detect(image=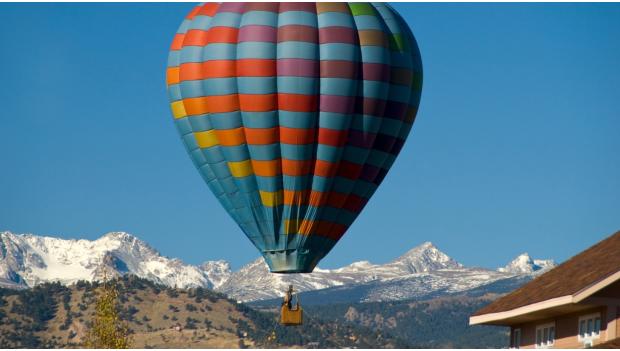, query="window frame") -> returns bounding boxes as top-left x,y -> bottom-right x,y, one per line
578,313 -> 602,342
512,328 -> 521,349
535,322 -> 556,349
